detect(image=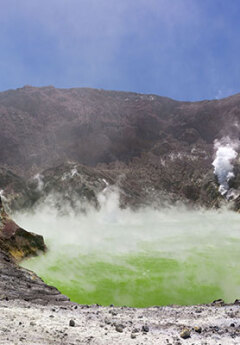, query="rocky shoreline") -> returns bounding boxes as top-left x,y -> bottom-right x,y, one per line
0,197 -> 69,305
